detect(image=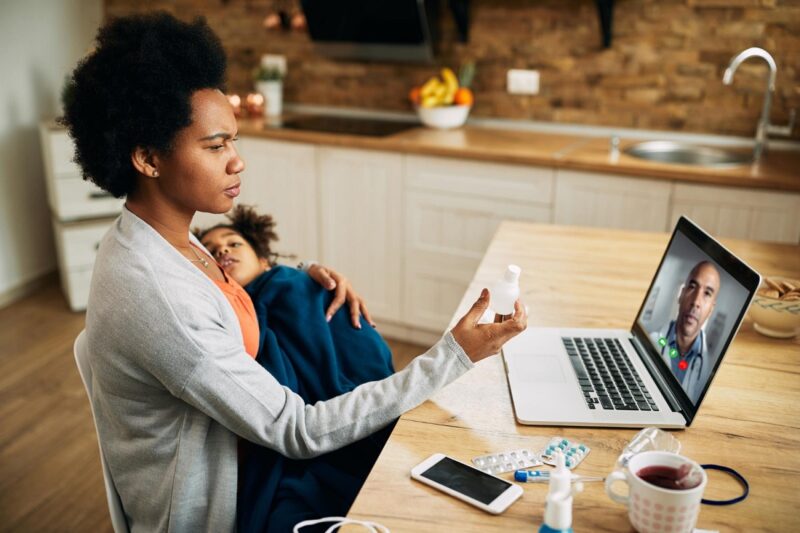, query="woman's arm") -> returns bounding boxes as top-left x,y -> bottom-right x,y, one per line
177,288 -> 525,459
180,331 -> 470,459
